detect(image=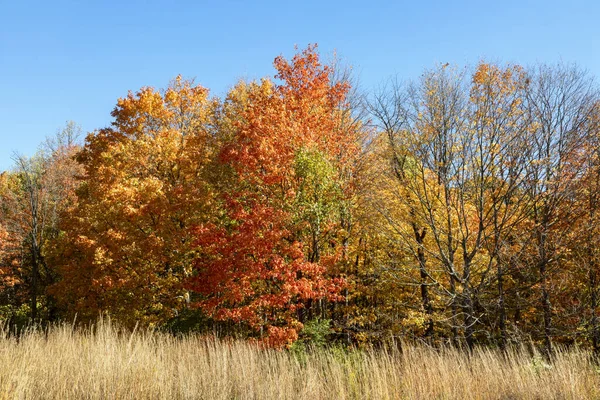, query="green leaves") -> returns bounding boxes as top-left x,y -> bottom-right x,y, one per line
294,148 -> 341,232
